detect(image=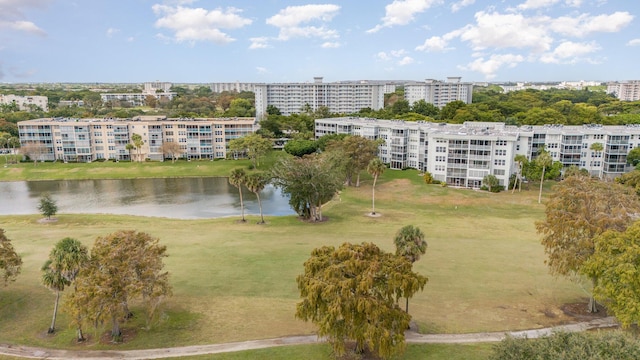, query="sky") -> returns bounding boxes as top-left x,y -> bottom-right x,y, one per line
0,0 -> 639,84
